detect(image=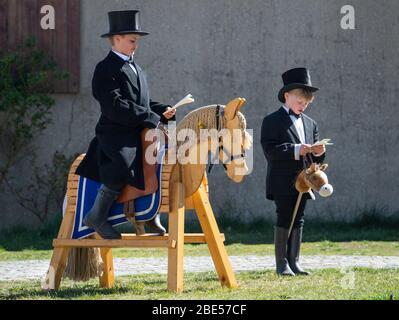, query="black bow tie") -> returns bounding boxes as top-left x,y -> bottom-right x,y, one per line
289,109 -> 302,119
